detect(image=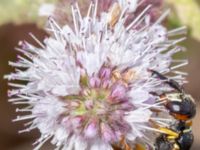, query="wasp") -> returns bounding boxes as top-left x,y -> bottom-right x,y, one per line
149,70 -> 196,150
155,121 -> 194,150
149,69 -> 196,121
112,70 -> 196,150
